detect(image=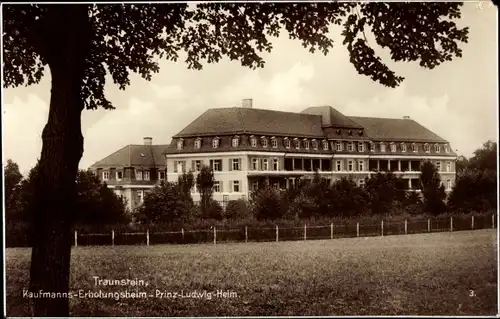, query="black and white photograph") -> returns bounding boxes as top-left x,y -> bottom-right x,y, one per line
2,1 -> 498,317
